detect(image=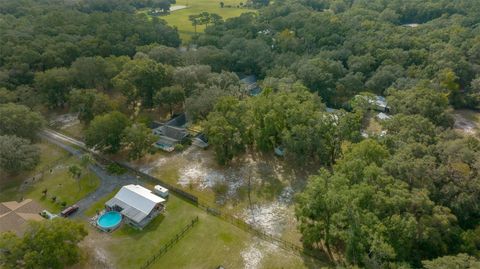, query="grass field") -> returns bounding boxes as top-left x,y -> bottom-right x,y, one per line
143,0 -> 254,41
0,140 -> 100,213
102,195 -> 325,269
24,159 -> 100,212
0,141 -> 69,202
